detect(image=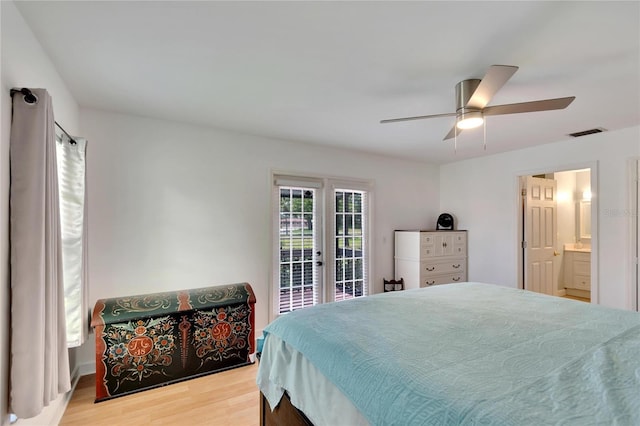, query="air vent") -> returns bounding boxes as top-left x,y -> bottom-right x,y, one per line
568,127 -> 607,137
